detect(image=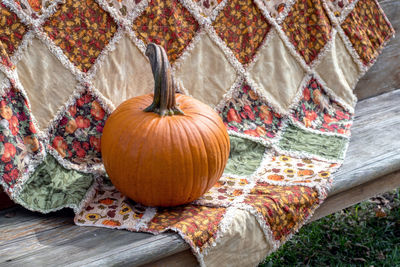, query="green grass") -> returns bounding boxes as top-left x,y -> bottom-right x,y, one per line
260,189 -> 400,266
